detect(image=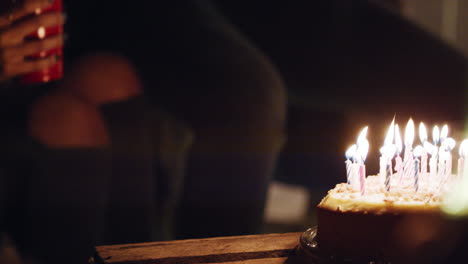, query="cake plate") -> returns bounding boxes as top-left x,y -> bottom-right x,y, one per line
298,227 -> 391,264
